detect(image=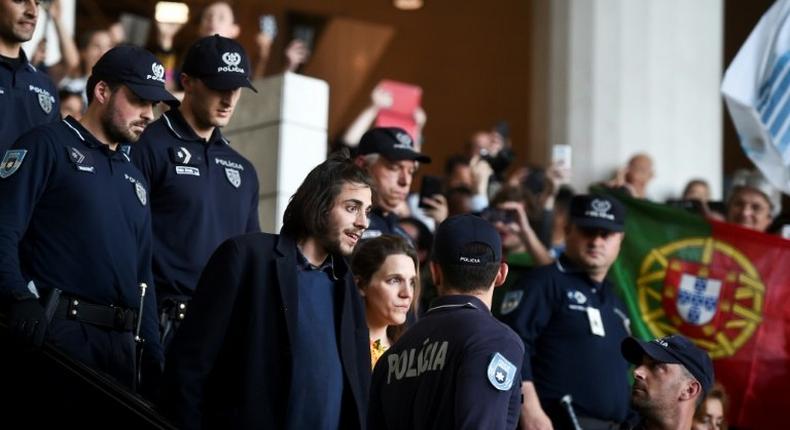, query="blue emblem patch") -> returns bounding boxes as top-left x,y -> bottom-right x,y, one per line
500,290 -> 523,315
0,149 -> 27,178
487,352 -> 517,391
